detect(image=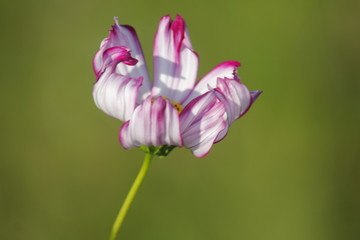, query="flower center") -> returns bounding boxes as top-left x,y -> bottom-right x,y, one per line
152,96 -> 183,114
170,100 -> 183,114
